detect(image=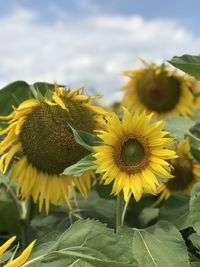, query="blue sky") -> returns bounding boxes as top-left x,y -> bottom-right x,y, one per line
0,0 -> 200,103
1,0 -> 199,29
